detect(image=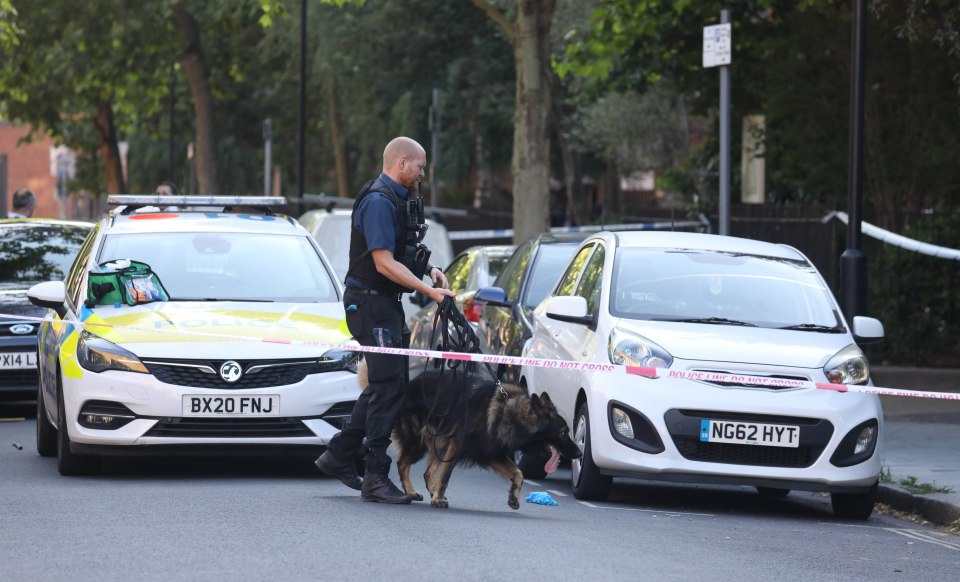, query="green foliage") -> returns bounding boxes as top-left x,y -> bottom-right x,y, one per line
898,475 -> 954,495
862,209 -> 960,367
